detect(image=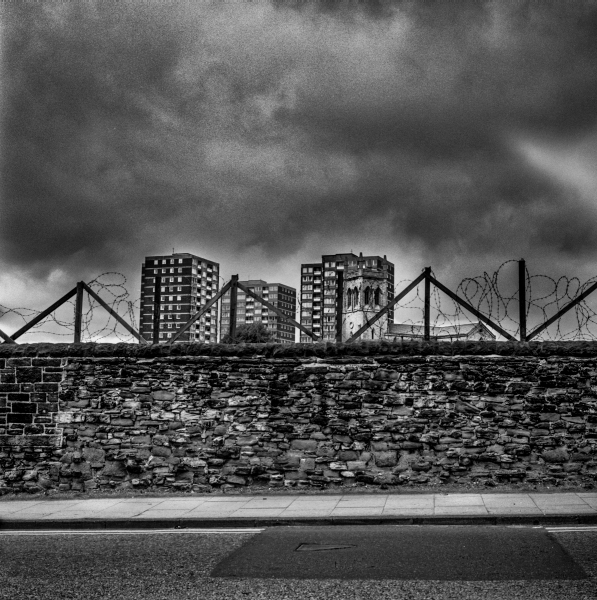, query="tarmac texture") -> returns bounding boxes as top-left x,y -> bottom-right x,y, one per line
1,526 -> 596,600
